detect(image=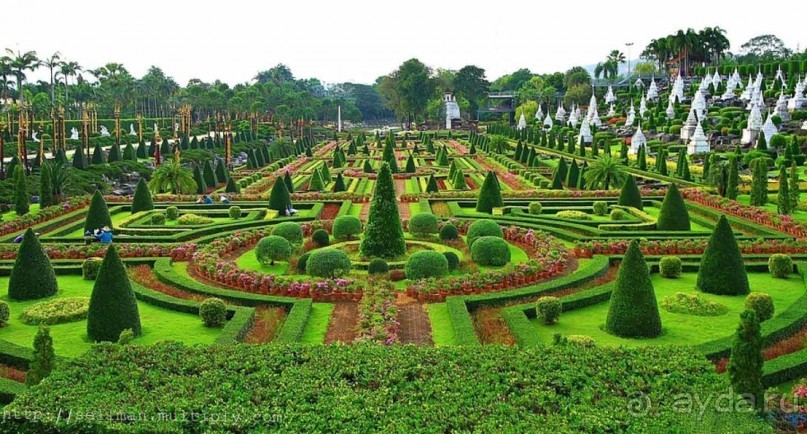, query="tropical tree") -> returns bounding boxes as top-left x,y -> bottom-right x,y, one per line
148,159 -> 196,195
5,48 -> 40,104
584,155 -> 626,190
42,51 -> 61,103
